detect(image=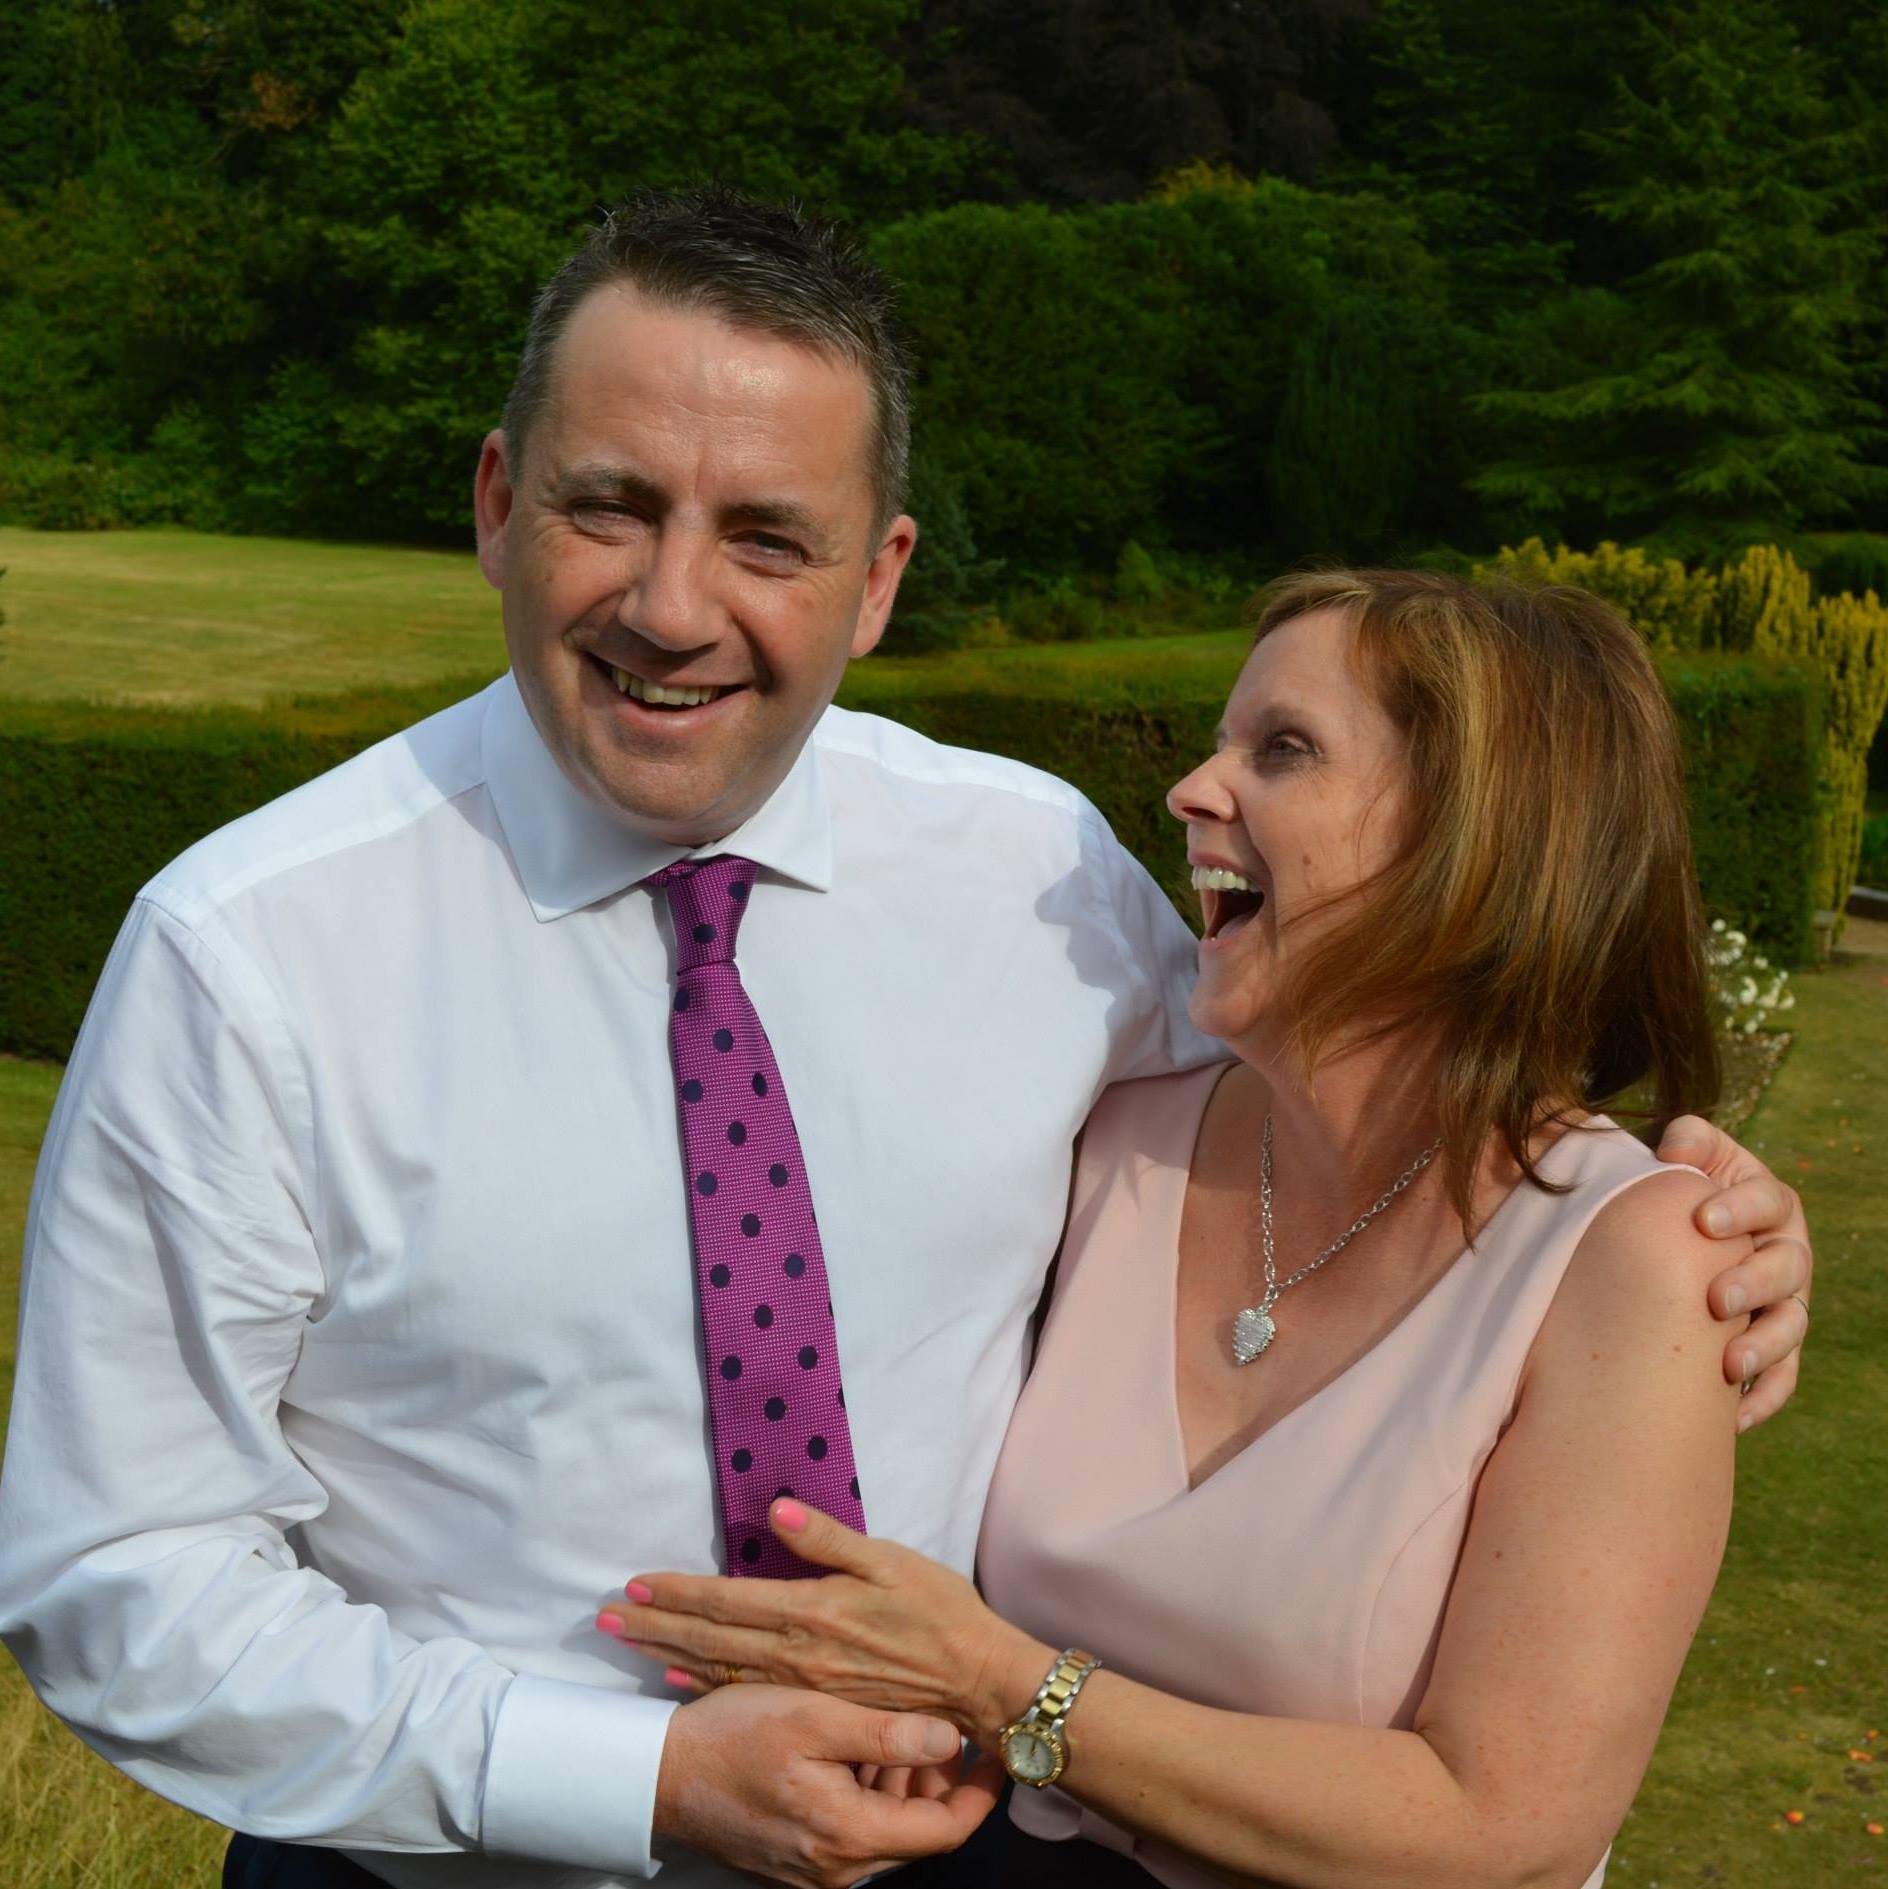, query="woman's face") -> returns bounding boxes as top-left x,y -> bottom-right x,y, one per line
1167,606 -> 1410,1051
